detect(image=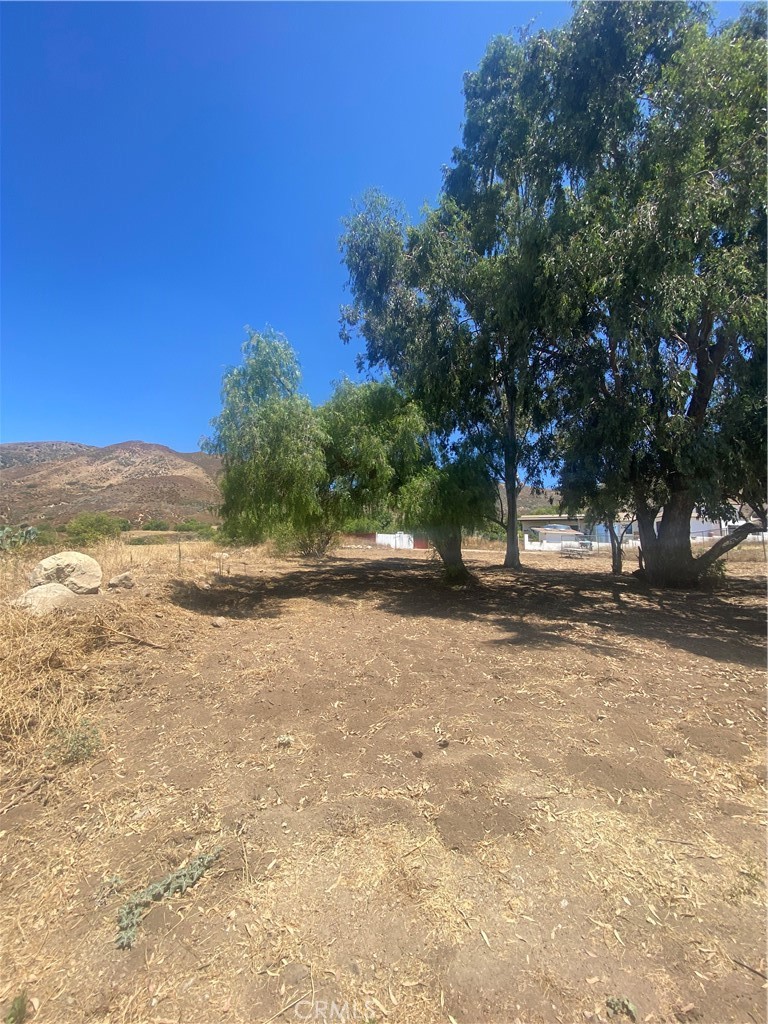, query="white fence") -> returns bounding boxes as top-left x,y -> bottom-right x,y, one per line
375,532 -> 414,550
